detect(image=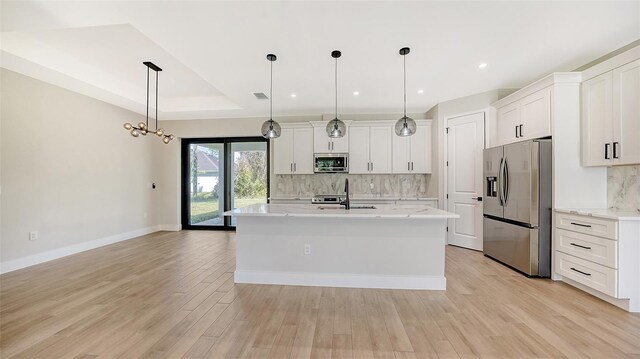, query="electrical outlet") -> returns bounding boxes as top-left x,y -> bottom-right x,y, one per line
304,244 -> 311,255
29,231 -> 38,241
